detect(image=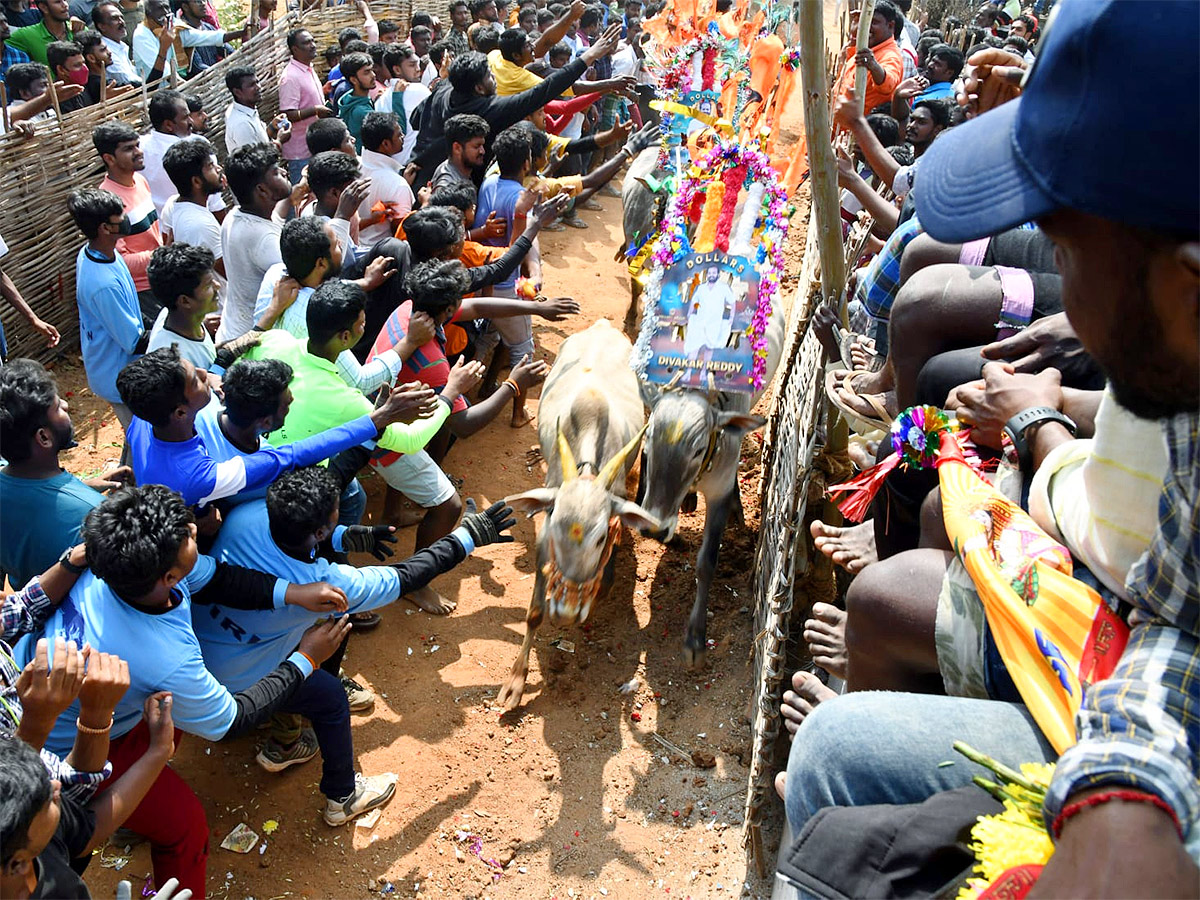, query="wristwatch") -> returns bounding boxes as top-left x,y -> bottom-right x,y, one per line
1003,405 -> 1077,472
57,546 -> 87,575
